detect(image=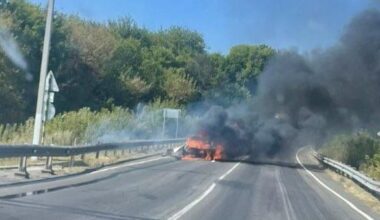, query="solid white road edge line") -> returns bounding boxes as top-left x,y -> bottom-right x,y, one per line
168,162 -> 241,220
296,147 -> 373,220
